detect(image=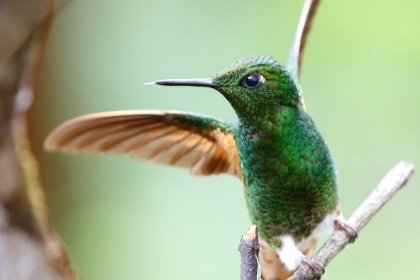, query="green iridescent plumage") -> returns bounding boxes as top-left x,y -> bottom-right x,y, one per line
154,55 -> 339,246
212,55 -> 338,245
